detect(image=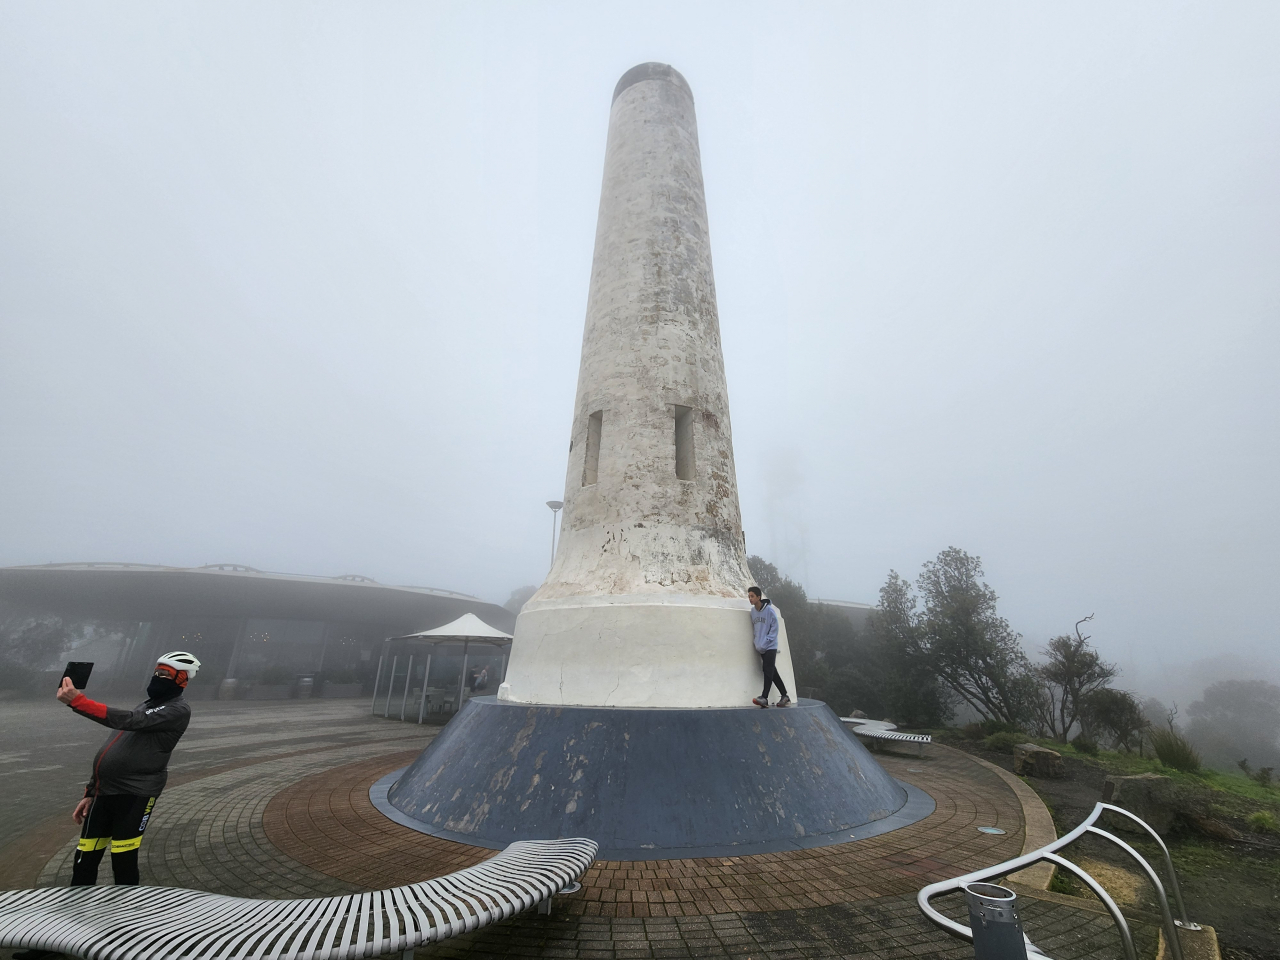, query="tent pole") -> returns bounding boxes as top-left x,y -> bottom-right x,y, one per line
417,650 -> 432,724
371,653 -> 384,715
400,655 -> 413,721
457,641 -> 469,714
384,655 -> 397,717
